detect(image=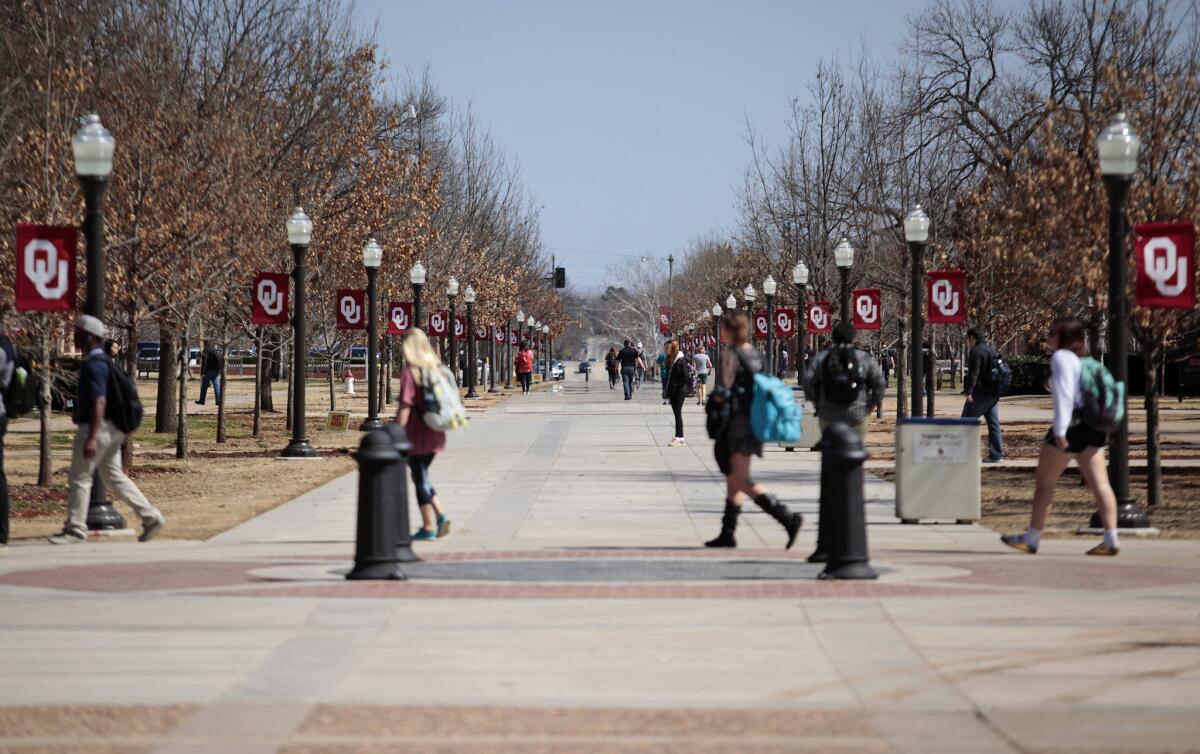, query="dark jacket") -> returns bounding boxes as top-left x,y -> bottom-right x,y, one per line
665,355 -> 689,399
202,348 -> 222,376
964,340 -> 994,397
